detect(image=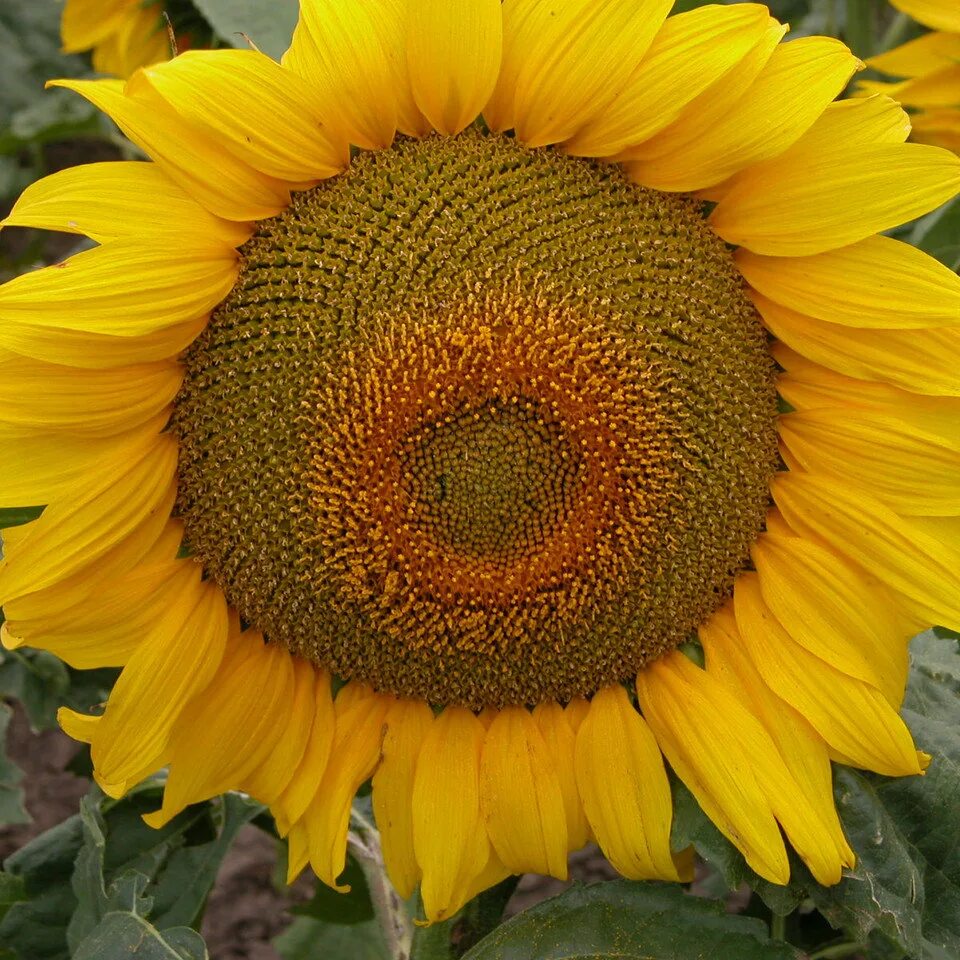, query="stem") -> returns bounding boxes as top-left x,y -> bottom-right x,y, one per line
879,12 -> 912,54
809,942 -> 869,960
349,808 -> 414,960
770,911 -> 787,941
845,0 -> 876,59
